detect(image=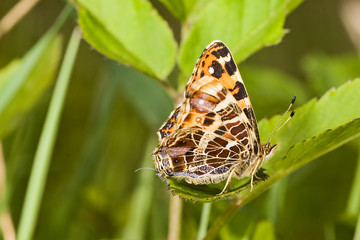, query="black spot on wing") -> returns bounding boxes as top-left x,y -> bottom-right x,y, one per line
233,82 -> 248,100
203,118 -> 214,126
211,47 -> 229,59
225,58 -> 237,76
214,125 -> 226,136
200,71 -> 204,77
253,140 -> 259,155
211,60 -> 224,79
214,41 -> 226,48
205,112 -> 215,117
